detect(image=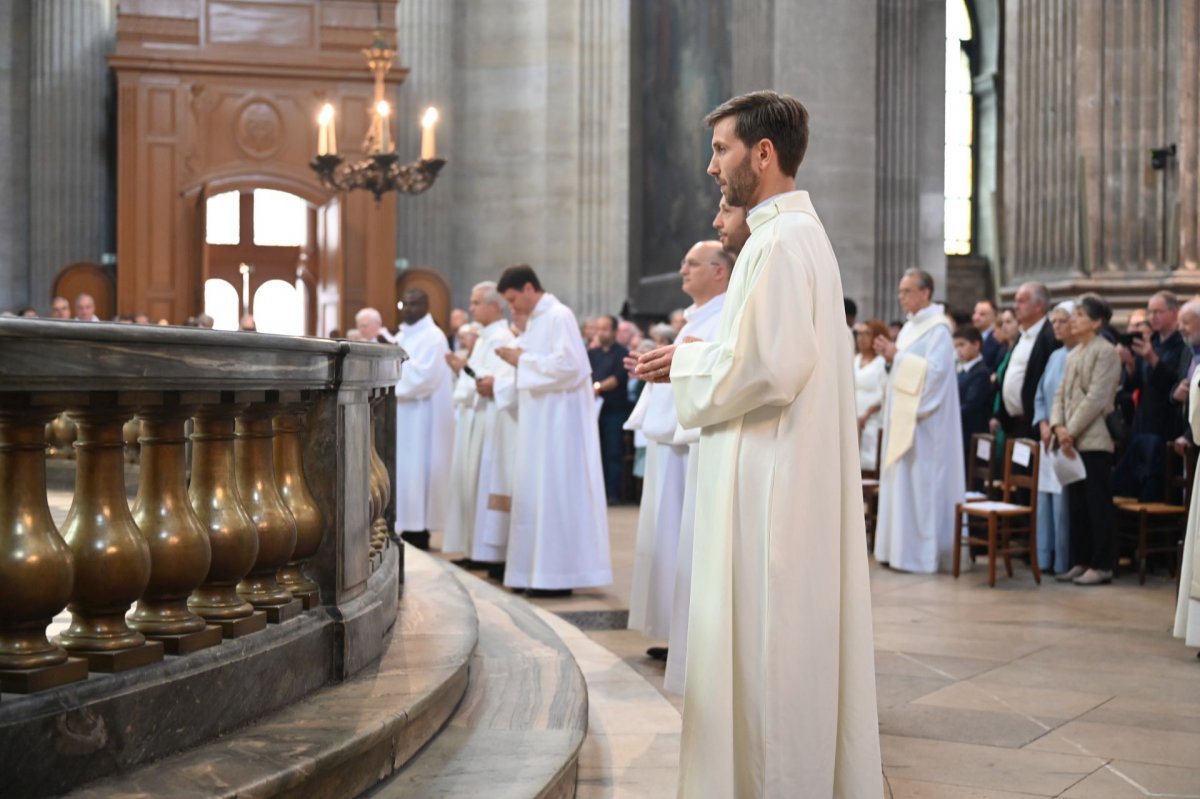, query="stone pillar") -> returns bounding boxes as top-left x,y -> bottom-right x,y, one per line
871,0 -> 945,316
450,0 -> 630,316
1177,0 -> 1200,272
0,0 -> 31,310
29,0 -> 116,311
394,0 -> 454,293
